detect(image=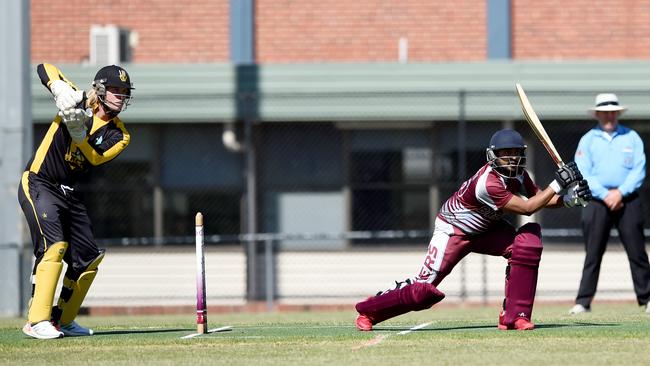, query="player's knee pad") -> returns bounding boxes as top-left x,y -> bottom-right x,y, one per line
511,224 -> 543,267
28,242 -> 68,324
54,250 -> 104,325
356,282 -> 445,325
518,222 -> 542,238
401,282 -> 446,311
